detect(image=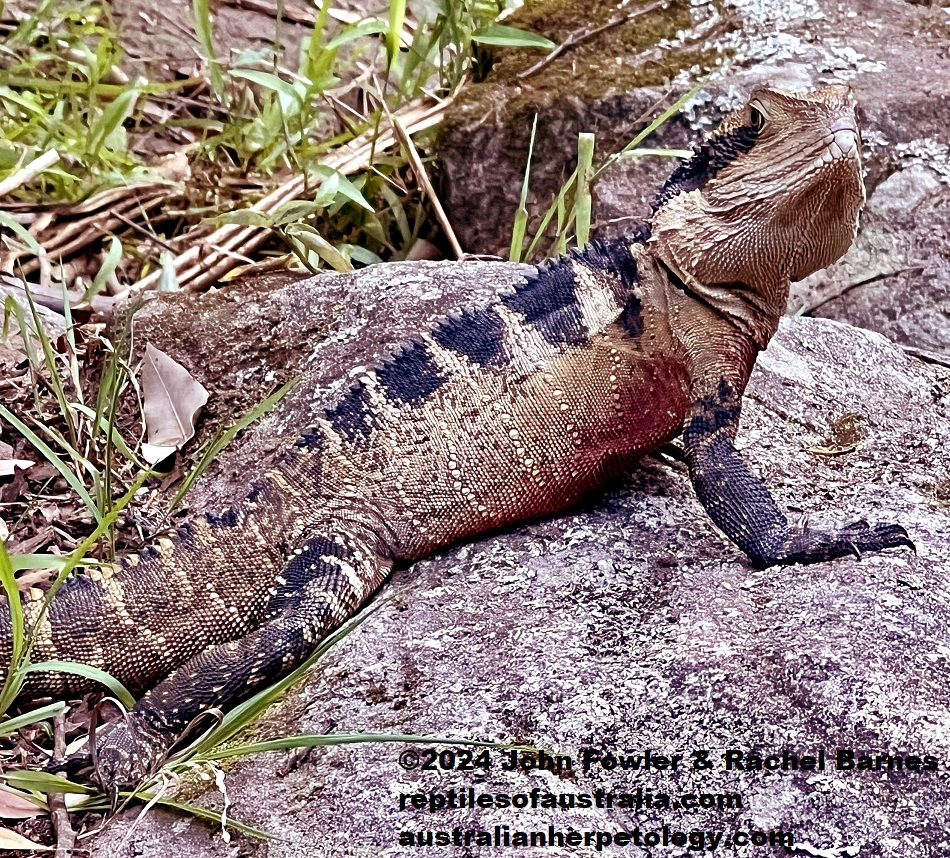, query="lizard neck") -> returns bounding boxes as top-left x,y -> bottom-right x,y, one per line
655,253 -> 787,351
